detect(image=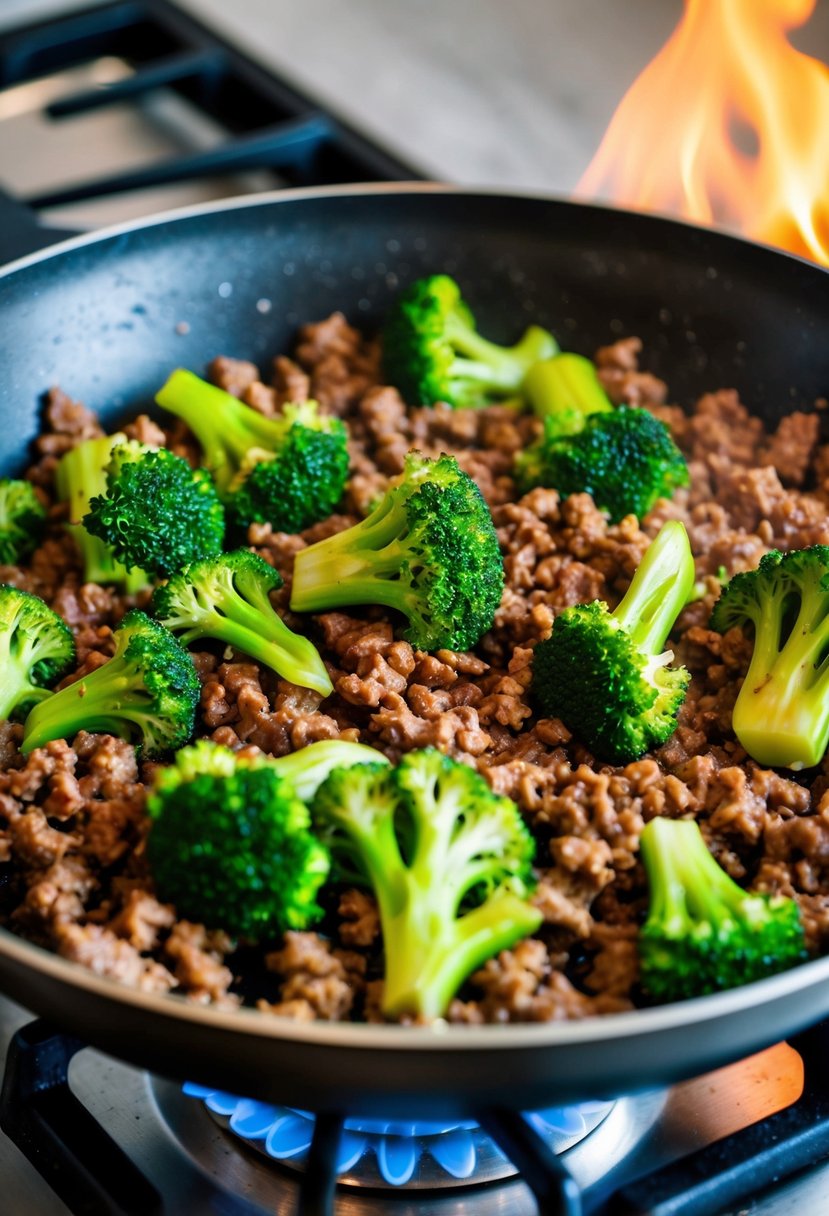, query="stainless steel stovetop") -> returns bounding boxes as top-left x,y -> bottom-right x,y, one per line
0,991 -> 825,1216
